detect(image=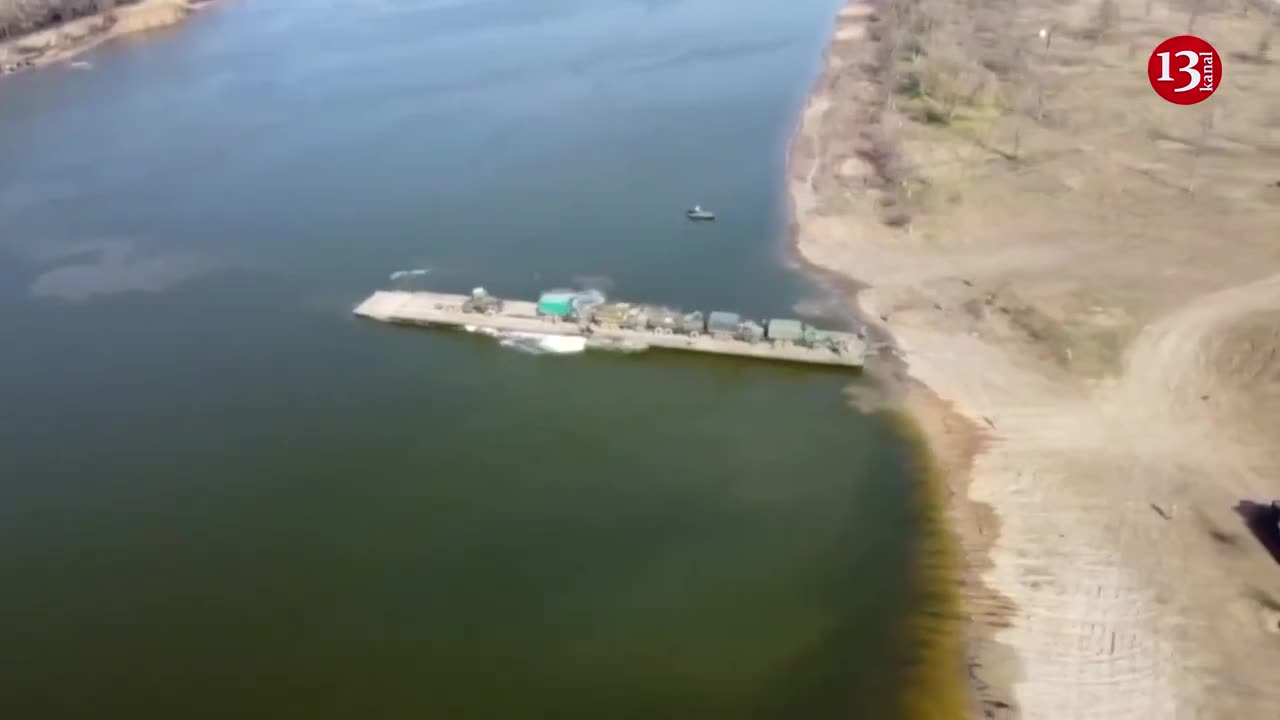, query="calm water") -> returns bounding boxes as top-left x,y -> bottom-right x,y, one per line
0,1 -> 928,716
